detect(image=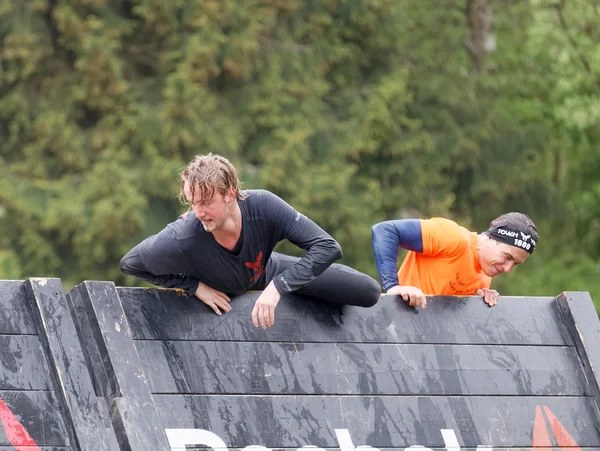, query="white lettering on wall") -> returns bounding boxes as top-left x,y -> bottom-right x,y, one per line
165,428 -> 493,451
165,428 -> 229,451
441,429 -> 493,451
